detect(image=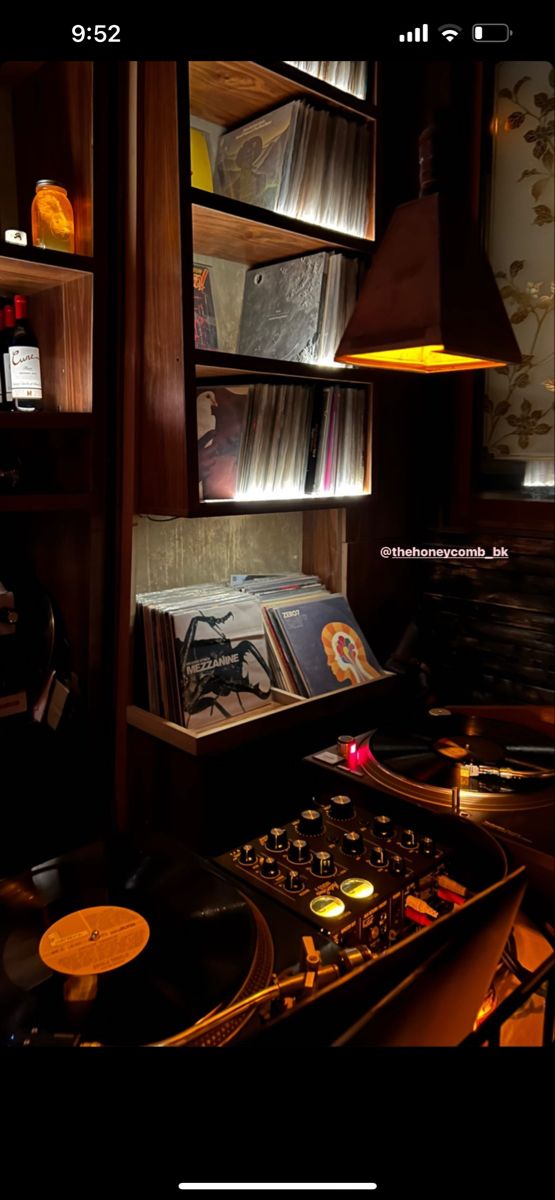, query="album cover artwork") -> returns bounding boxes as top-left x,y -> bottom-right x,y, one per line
172,600 -> 272,729
197,386 -> 249,500
275,593 -> 387,696
193,262 -> 218,349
